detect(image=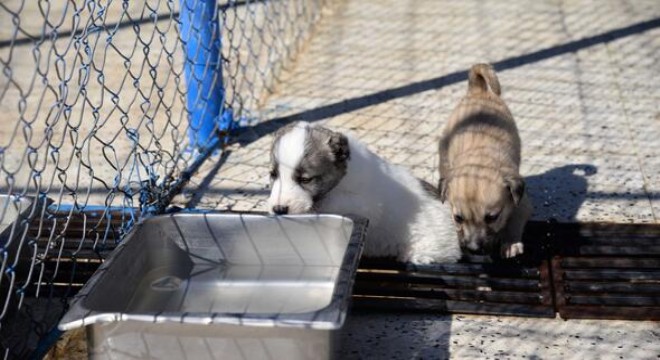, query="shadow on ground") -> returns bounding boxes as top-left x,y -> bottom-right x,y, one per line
336,312 -> 452,359
234,18 -> 660,146
526,164 -> 597,222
